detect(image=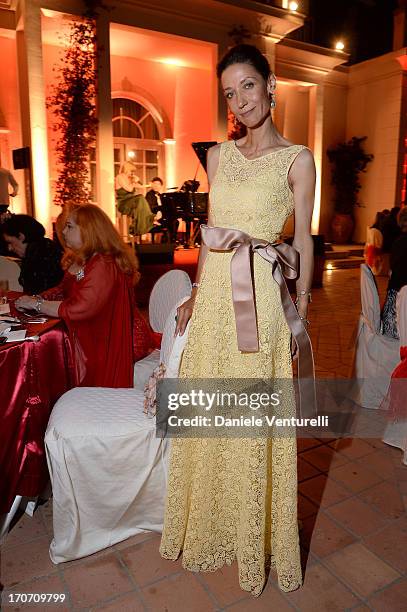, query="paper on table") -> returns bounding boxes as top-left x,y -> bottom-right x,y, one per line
0,322 -> 11,335
0,304 -> 11,315
6,330 -> 26,342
